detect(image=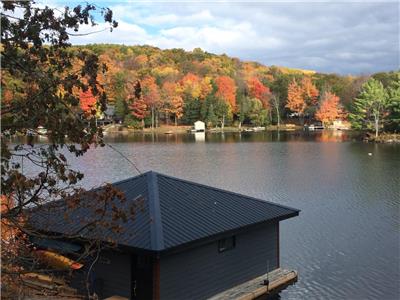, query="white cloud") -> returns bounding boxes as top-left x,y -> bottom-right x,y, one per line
65,1 -> 399,74
69,21 -> 150,45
